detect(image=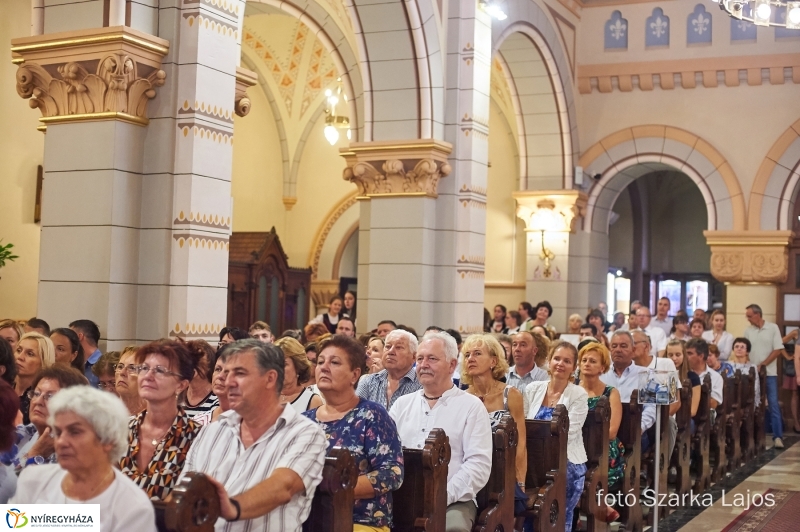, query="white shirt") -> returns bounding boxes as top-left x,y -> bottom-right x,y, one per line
601,363 -> 656,432
643,325 -> 668,356
744,321 -> 784,376
390,385 -> 492,506
523,381 -> 588,464
698,365 -> 724,405
702,330 -> 735,361
180,405 -> 327,532
11,465 -> 156,532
